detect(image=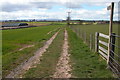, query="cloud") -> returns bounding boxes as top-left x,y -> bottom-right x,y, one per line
63,2 -> 82,9
0,0 -> 119,20
1,0 -> 119,12
1,2 -> 56,12
1,9 -> 66,20
1,1 -> 83,12
31,2 -> 58,9
0,1 -> 106,11
1,2 -> 32,12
